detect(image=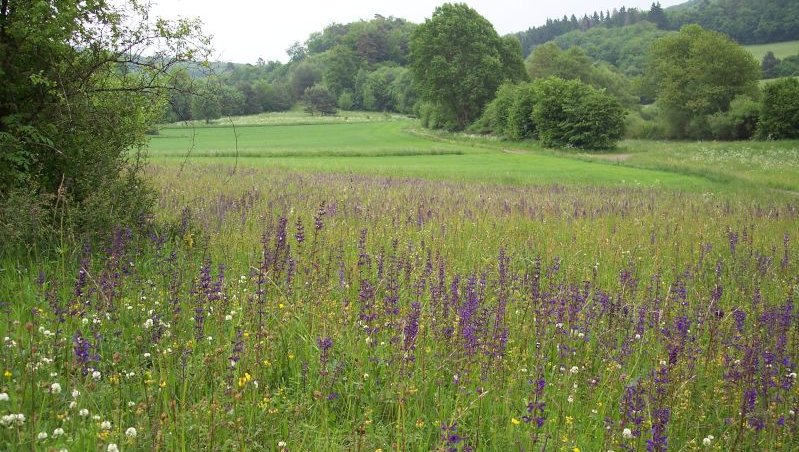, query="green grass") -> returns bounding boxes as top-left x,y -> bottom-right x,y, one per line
149,116 -> 721,191
744,40 -> 799,60
615,139 -> 799,192
148,113 -> 799,195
